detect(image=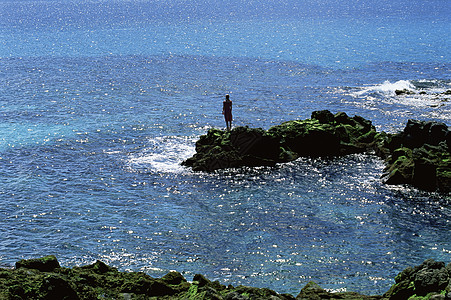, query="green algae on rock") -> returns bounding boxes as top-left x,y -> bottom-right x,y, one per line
0,256 -> 293,299
383,259 -> 451,300
296,281 -> 382,300
2,256 -> 451,299
182,110 -> 378,172
183,110 -> 450,193
378,119 -> 451,193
